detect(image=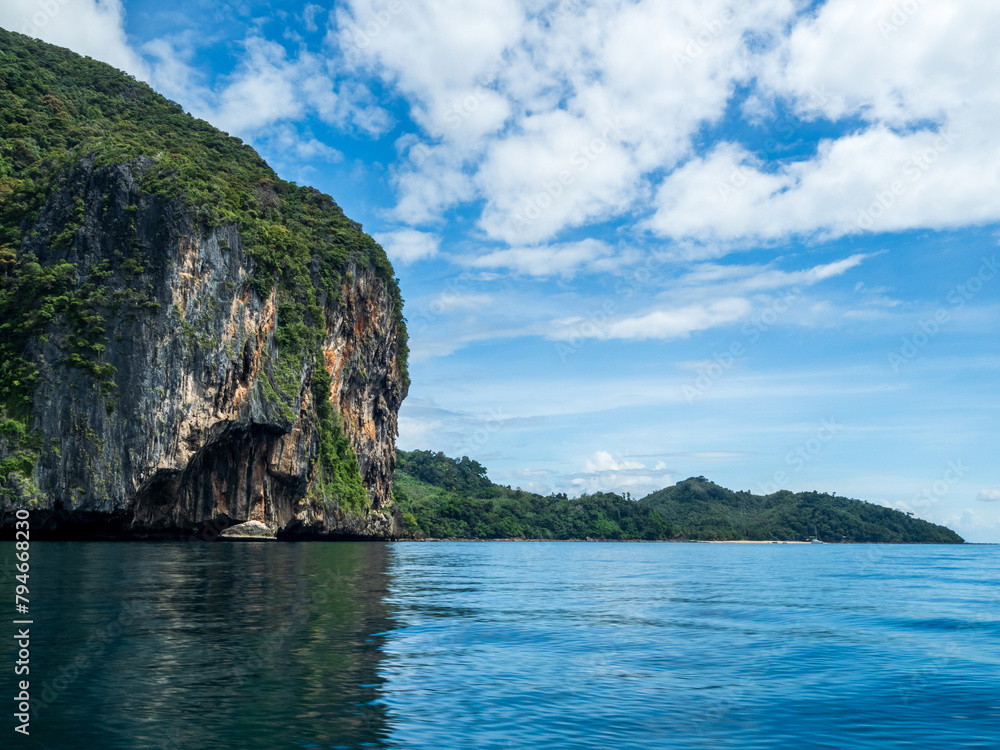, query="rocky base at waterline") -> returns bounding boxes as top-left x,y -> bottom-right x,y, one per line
220,520 -> 276,540
0,505 -> 413,541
